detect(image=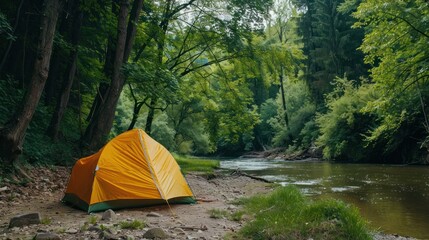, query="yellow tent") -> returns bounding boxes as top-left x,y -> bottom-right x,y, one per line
62,129 -> 194,212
